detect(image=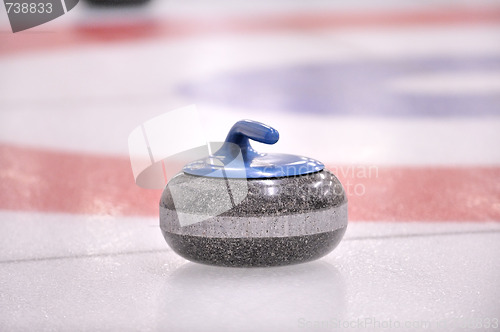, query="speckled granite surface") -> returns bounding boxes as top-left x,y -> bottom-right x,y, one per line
160,204 -> 347,237
160,170 -> 348,266
161,170 -> 346,216
162,228 -> 346,267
